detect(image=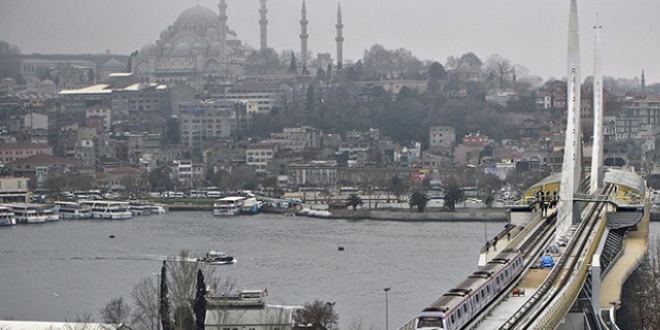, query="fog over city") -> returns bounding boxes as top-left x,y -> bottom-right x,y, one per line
1,0 -> 658,81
